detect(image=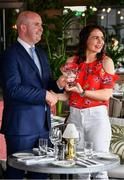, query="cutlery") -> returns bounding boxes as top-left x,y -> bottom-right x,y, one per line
75,157 -> 103,166
75,160 -> 91,167
85,159 -> 98,164
75,157 -> 92,166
